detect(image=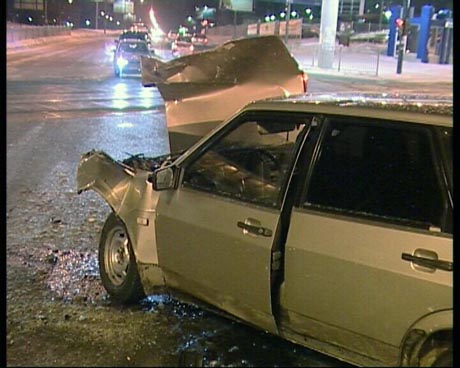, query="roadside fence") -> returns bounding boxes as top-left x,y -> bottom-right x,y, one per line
289,42 -> 385,76
7,22 -> 71,44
